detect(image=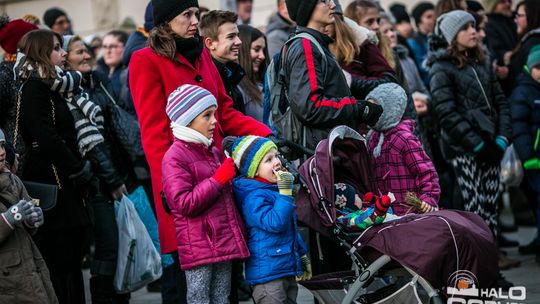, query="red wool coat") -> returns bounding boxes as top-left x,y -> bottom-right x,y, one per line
129,46 -> 272,254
